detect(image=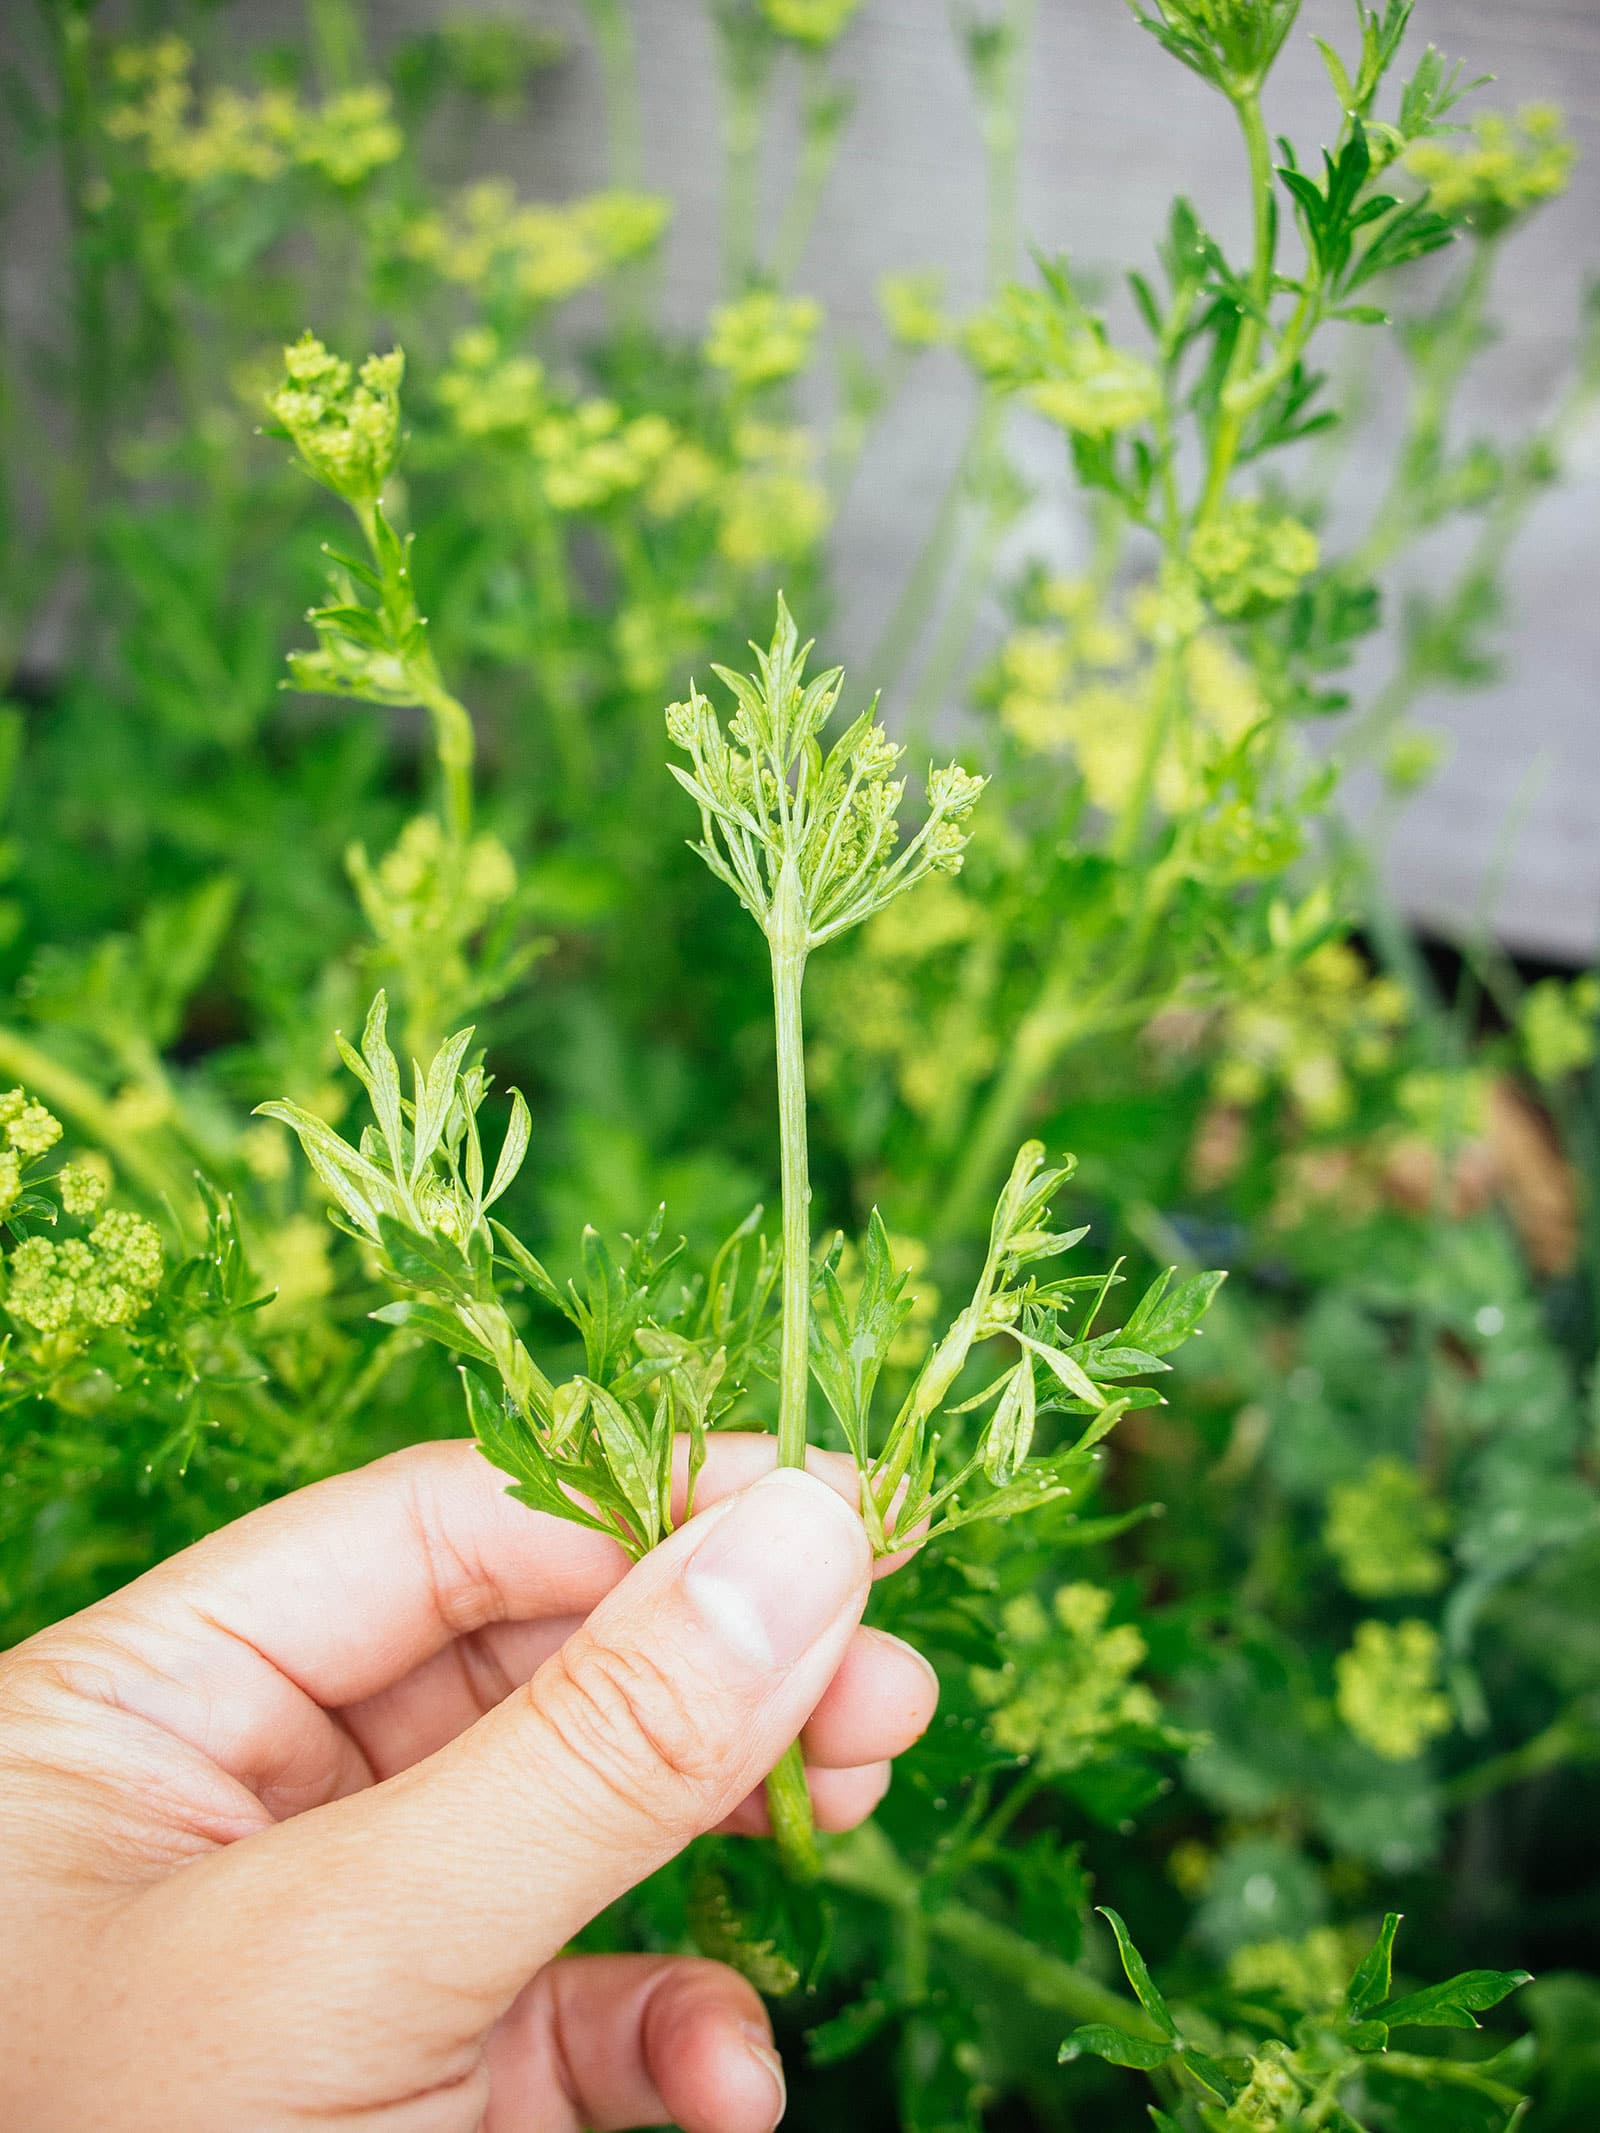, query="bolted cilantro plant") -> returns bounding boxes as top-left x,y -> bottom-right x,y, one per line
663,595 -> 986,1481
266,586 -> 1224,1882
